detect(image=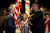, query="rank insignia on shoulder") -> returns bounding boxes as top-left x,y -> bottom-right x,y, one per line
37,10 -> 40,11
